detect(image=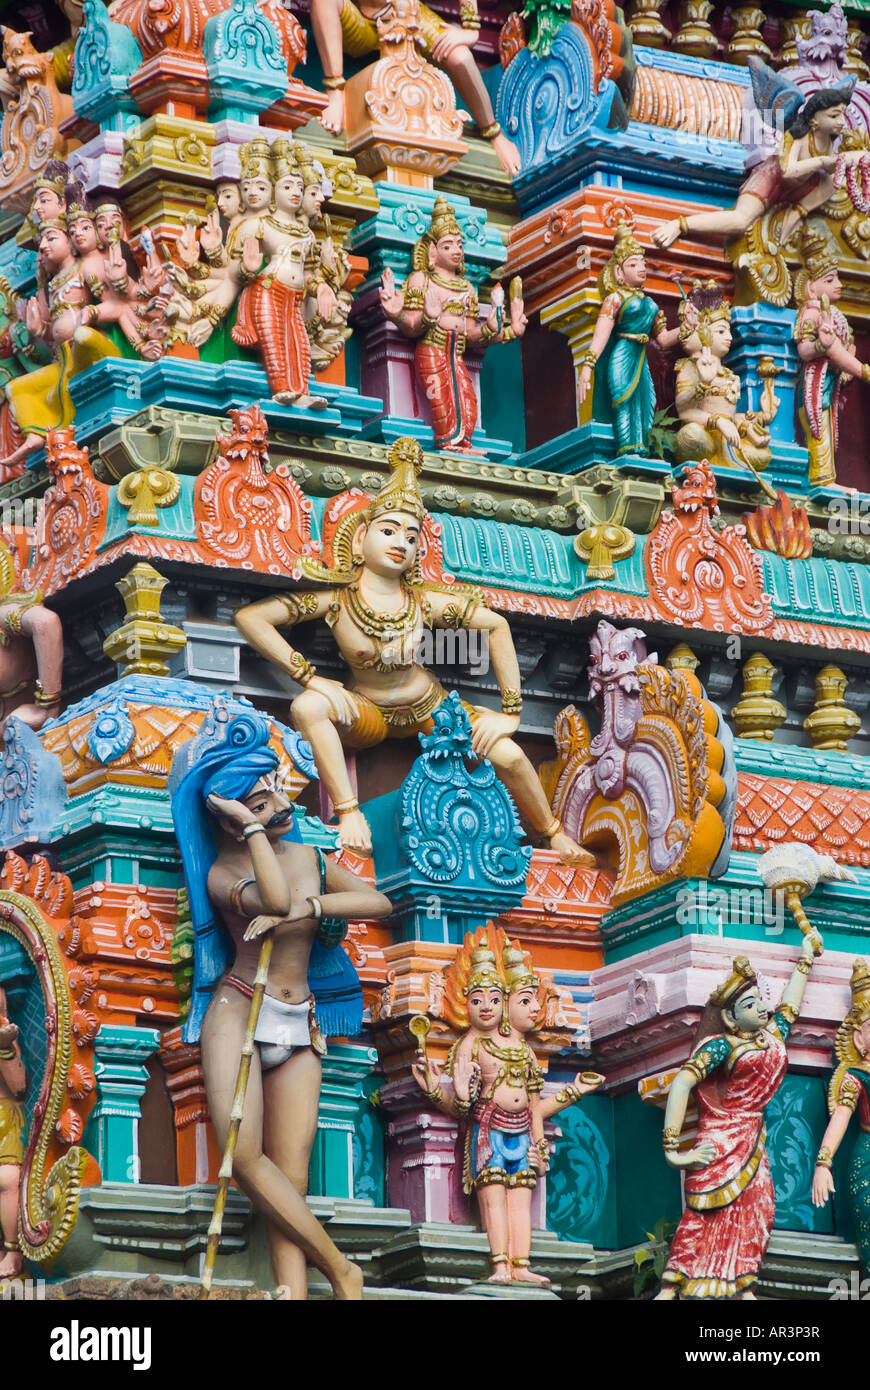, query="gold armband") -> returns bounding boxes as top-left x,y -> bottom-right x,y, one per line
276,592 -> 320,625
816,1146 -> 834,1170
862,363 -> 870,383
777,1002 -> 799,1024
795,956 -> 812,977
653,310 -> 667,336
501,687 -> 523,716
229,877 -> 255,915
662,1125 -> 681,1153
402,287 -> 424,311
